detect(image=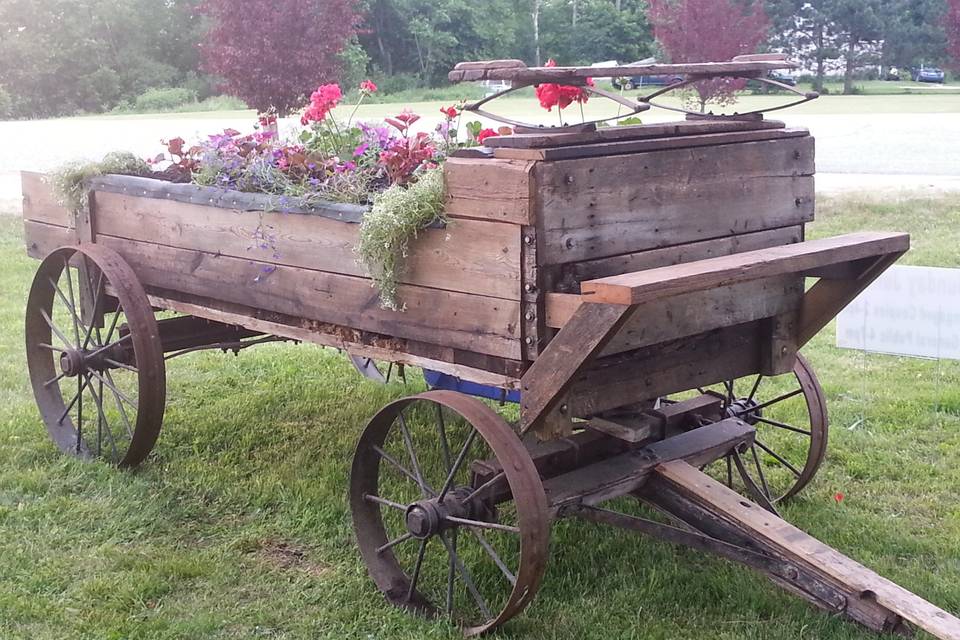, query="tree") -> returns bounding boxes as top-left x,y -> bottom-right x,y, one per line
200,0 -> 360,115
821,0 -> 884,94
647,0 -> 770,111
880,0 -> 947,74
948,0 -> 960,69
541,0 -> 654,66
